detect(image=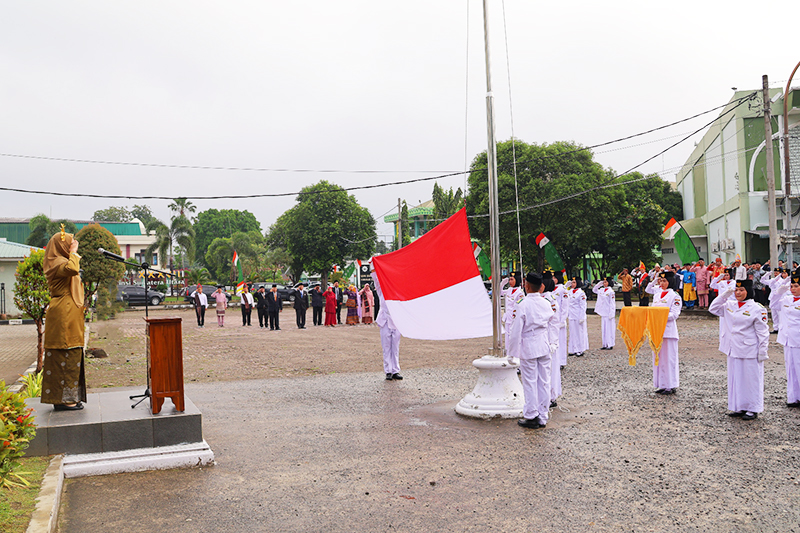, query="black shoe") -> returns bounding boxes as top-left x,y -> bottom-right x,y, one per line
54,402 -> 84,411
386,373 -> 393,380
560,365 -> 565,370
549,400 -> 557,408
391,373 -> 403,380
517,418 -> 543,429
727,411 -> 745,417
771,330 -> 779,334
568,353 -> 575,357
741,412 -> 758,420
787,401 -> 800,408
661,388 -> 676,395
655,388 -> 666,394
575,352 -> 584,357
